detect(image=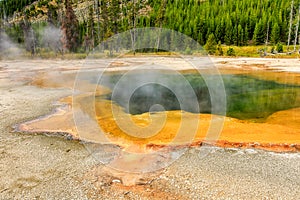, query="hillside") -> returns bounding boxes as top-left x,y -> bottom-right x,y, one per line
0,0 -> 299,55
